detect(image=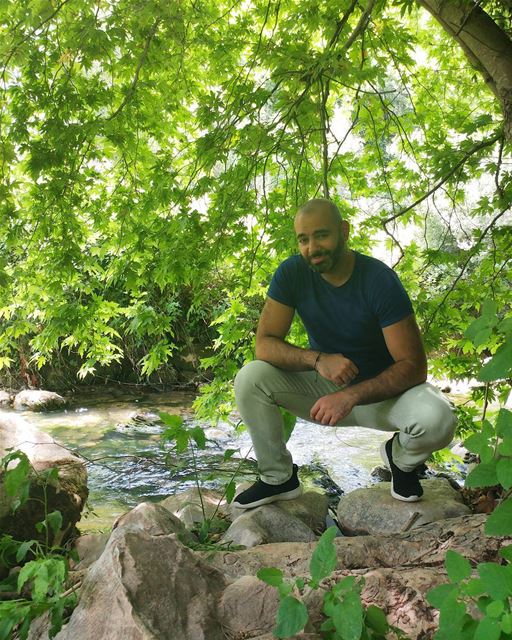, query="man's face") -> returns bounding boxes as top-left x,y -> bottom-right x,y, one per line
294,207 -> 346,274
